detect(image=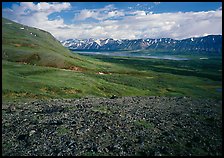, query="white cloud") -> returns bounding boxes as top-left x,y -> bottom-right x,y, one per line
3,2 -> 71,39
74,4 -> 124,21
8,2 -> 71,17
154,2 -> 161,5
131,10 -> 147,16
75,9 -> 98,20
2,2 -> 222,40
